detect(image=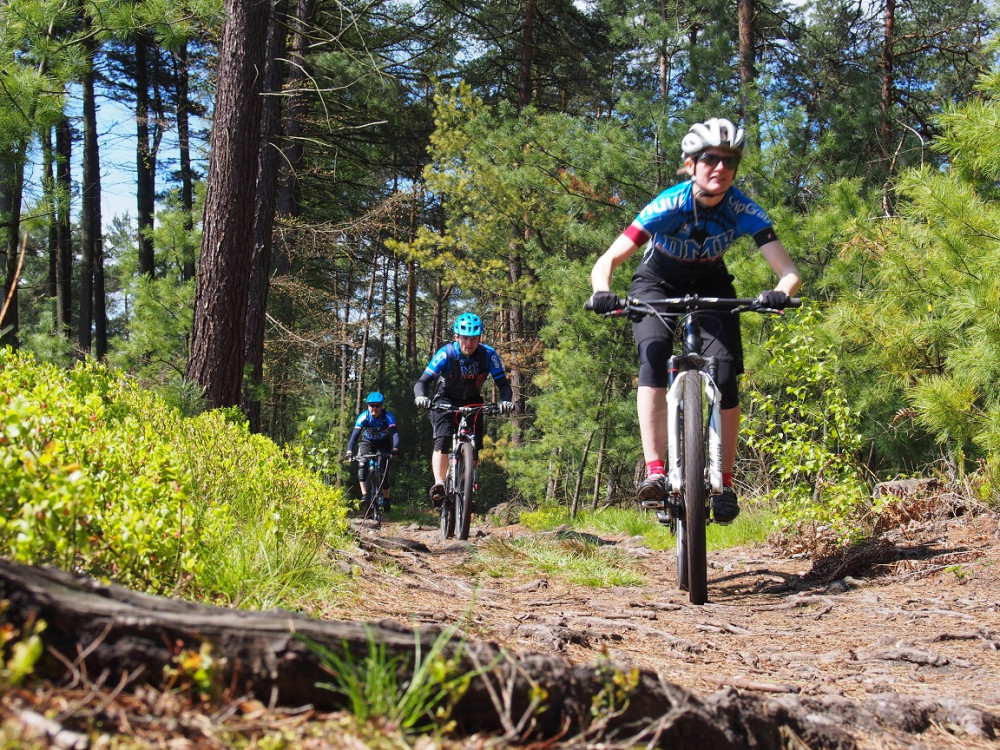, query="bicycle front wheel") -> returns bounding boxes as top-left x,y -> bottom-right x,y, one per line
681,370 -> 708,605
456,442 -> 476,540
